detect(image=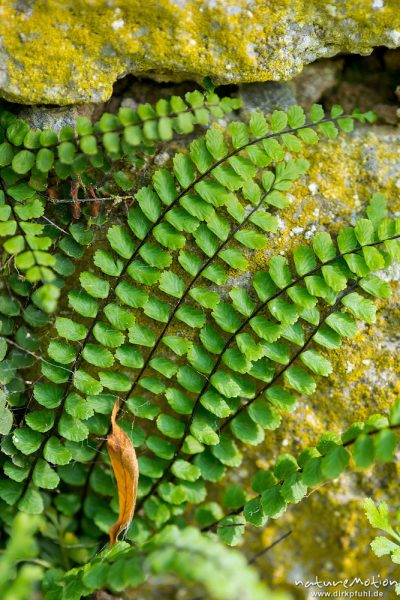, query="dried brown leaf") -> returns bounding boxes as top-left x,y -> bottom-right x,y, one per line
107,399 -> 139,545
